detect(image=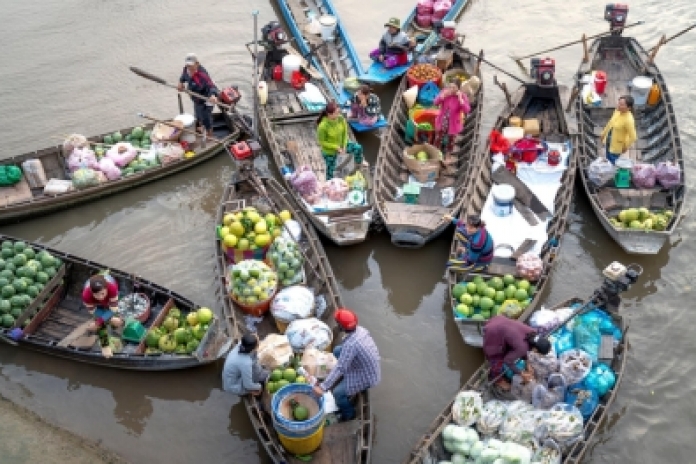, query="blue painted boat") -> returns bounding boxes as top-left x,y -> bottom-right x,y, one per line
274,0 -> 387,132
359,0 -> 472,85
